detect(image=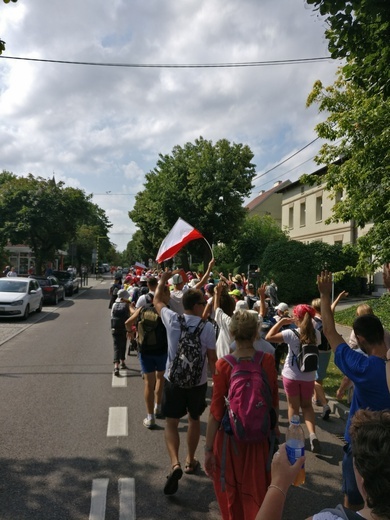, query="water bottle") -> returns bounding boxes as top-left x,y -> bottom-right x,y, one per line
285,414 -> 305,486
